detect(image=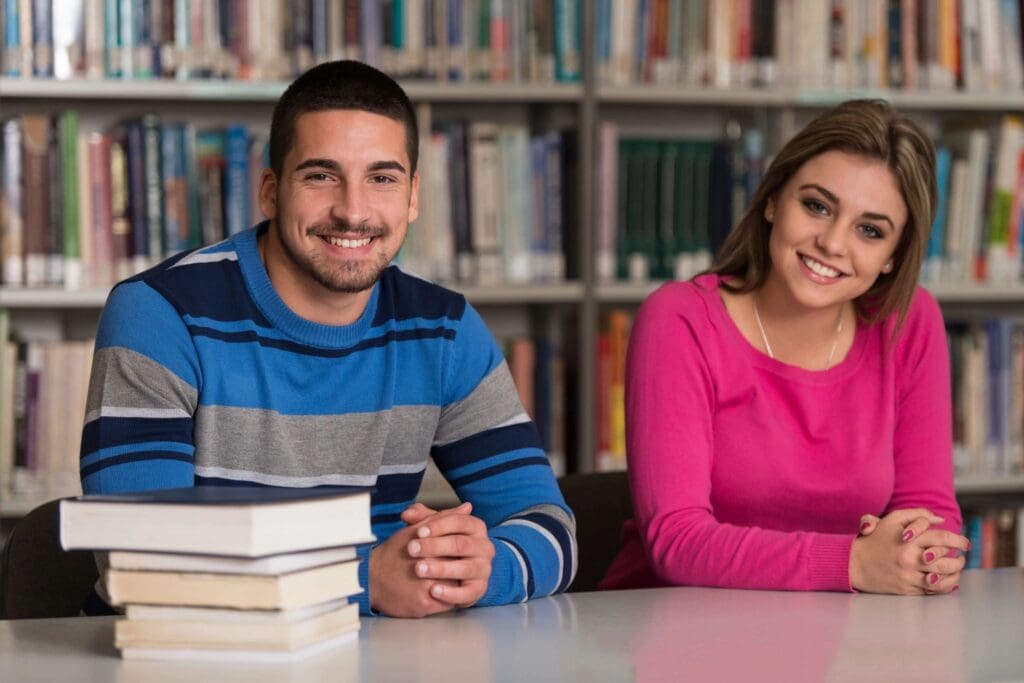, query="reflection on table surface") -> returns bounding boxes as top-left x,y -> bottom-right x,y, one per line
2,568 -> 1022,683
